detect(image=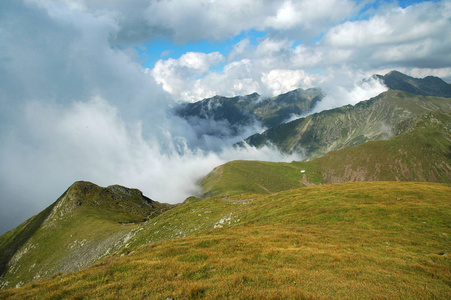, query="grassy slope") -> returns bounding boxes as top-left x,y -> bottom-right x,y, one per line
1,182 -> 450,299
0,182 -> 171,289
0,203 -> 56,282
245,90 -> 451,157
316,112 -> 451,183
200,161 -> 305,197
203,112 -> 451,197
